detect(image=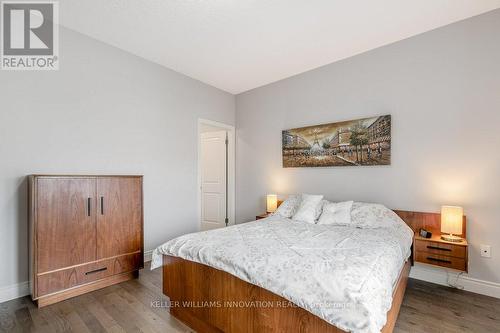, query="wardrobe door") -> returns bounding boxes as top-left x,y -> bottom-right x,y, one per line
97,177 -> 142,259
37,178 -> 97,273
